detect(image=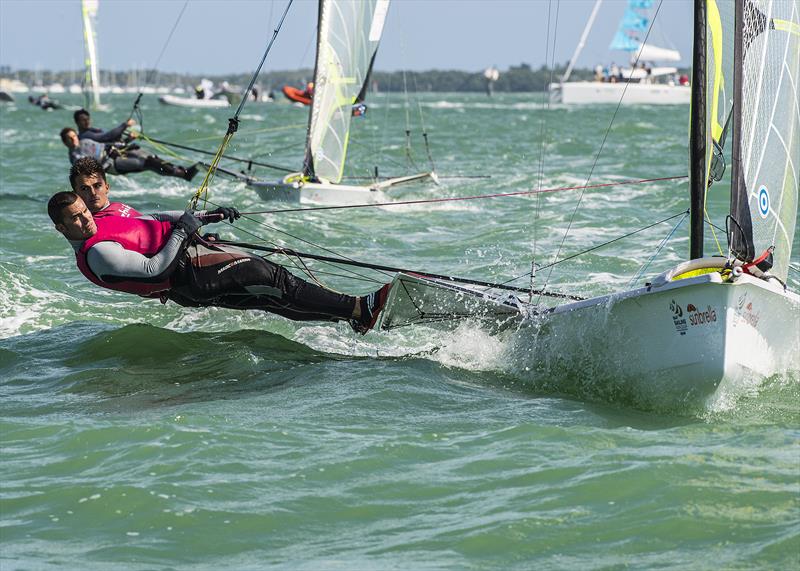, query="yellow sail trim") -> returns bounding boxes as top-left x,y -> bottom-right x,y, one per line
773,18 -> 800,37
703,0 -> 726,256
